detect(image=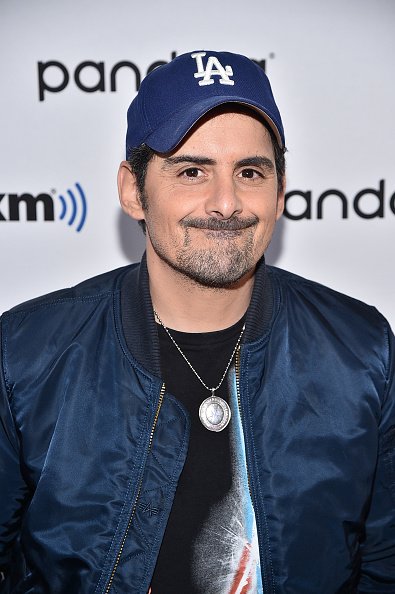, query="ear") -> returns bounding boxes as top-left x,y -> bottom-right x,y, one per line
117,161 -> 145,221
275,176 -> 286,220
